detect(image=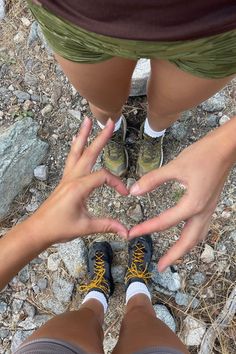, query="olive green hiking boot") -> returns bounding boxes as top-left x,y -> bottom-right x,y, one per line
136,123 -> 164,177
103,116 -> 128,177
